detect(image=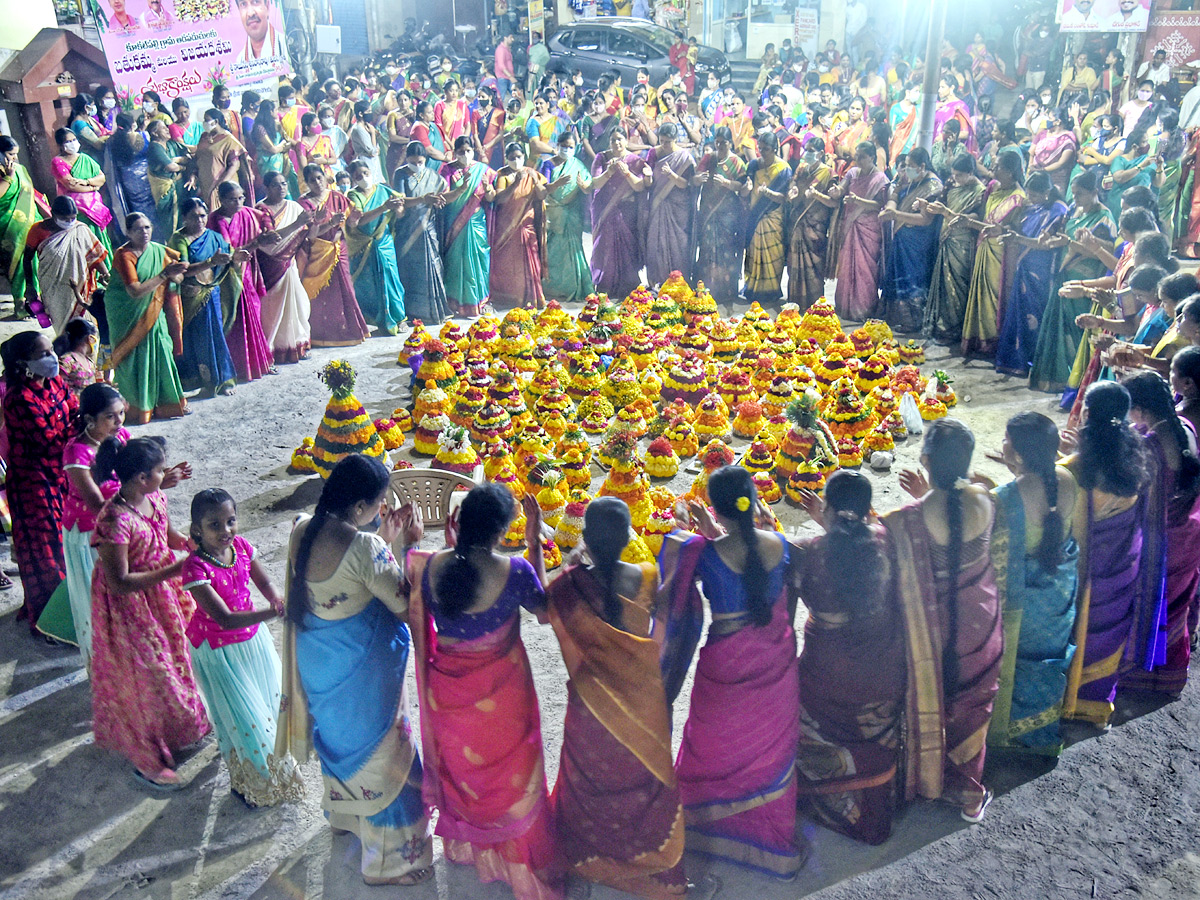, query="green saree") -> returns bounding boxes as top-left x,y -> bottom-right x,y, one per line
0,164 -> 44,303
923,179 -> 986,341
542,155 -> 594,303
